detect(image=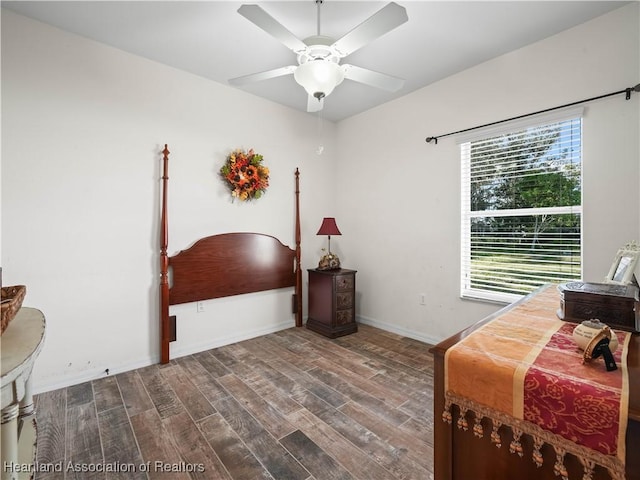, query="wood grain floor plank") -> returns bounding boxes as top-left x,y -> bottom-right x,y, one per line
66,381 -> 94,407
197,413 -> 273,480
34,389 -> 66,466
33,325 -> 435,480
399,416 -> 434,446
294,334 -> 383,380
220,341 -> 303,409
93,376 -> 123,413
97,405 -> 147,480
269,329 -> 324,365
234,340 -> 307,416
286,408 -> 398,480
213,394 -> 310,480
336,336 -> 431,382
246,378 -> 304,417
337,332 -> 432,374
194,375 -> 231,407
339,401 -> 434,471
280,429 -> 354,480
65,399 -> 104,480
311,357 -> 408,408
163,411 -> 232,480
268,358 -> 349,409
194,350 -> 233,378
218,374 -> 297,440
161,363 -> 217,422
291,389 -> 432,480
250,335 -> 318,372
177,354 -> 220,386
306,367 -> 411,427
115,370 -> 154,417
33,468 -> 65,480
357,334 -> 433,372
369,367 -> 431,399
129,408 -> 191,480
398,398 -> 433,420
354,326 -> 434,369
220,342 -> 293,386
210,345 -> 263,380
396,377 -> 434,419
137,365 -> 183,419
